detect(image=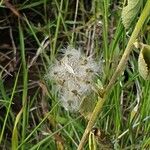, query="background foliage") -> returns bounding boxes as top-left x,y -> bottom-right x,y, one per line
0,0 -> 150,149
